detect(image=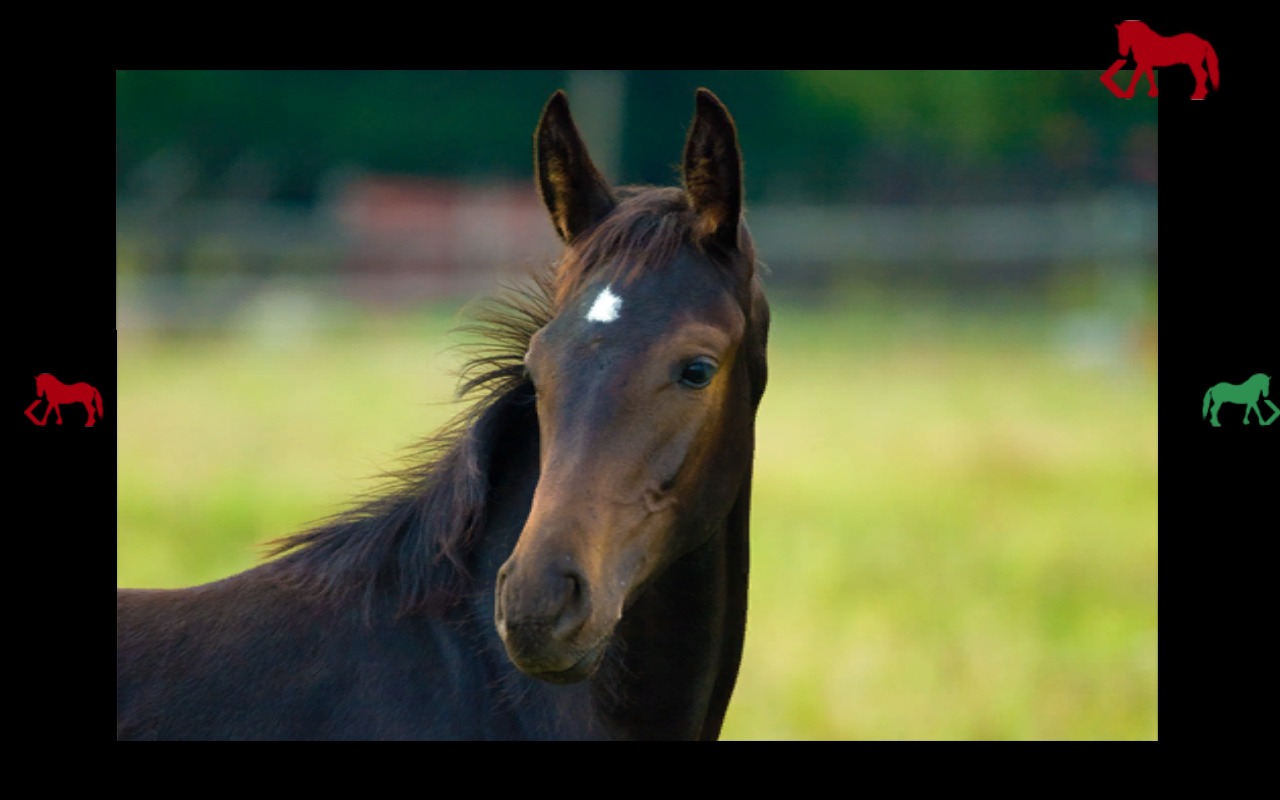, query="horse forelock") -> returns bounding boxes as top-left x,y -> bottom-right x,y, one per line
552,186 -> 756,313
552,187 -> 688,307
